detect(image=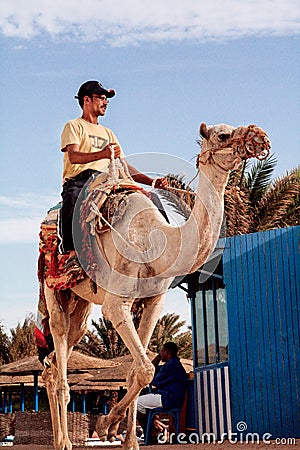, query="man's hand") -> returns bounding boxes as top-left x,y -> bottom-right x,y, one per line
66,143 -> 121,164
105,143 -> 121,160
154,177 -> 169,189
151,353 -> 162,367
